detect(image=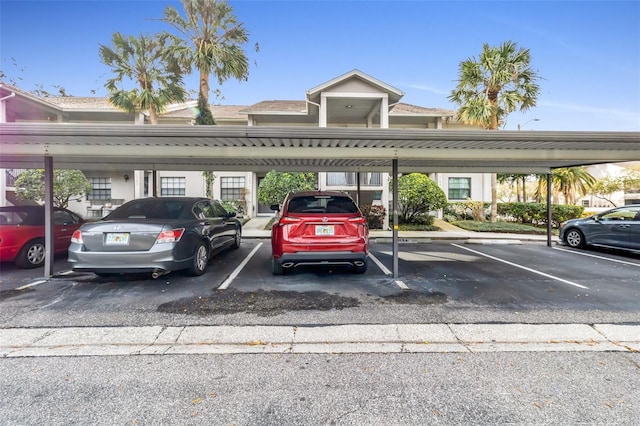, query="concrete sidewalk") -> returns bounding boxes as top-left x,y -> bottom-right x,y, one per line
1,323 -> 638,357
242,216 -> 556,243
